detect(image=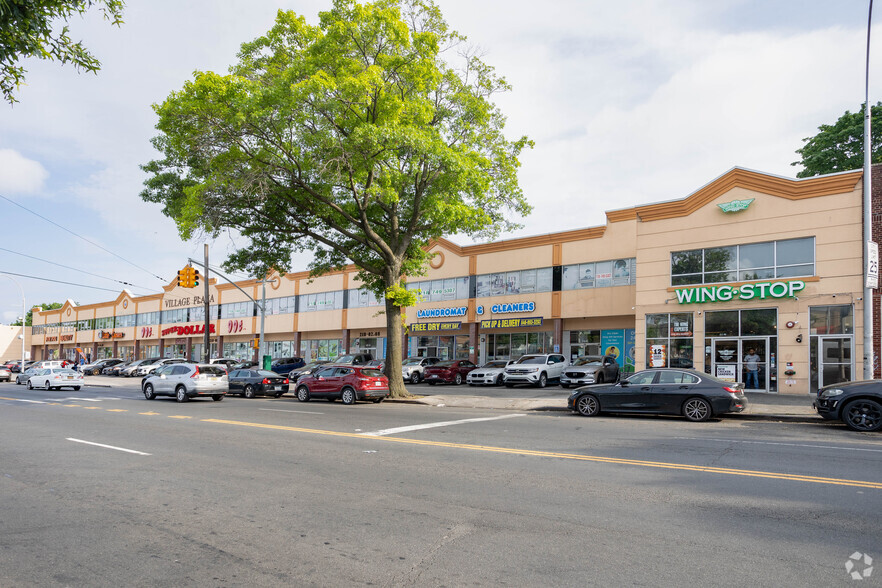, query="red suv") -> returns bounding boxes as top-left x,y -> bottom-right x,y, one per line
295,365 -> 389,404
423,359 -> 477,385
